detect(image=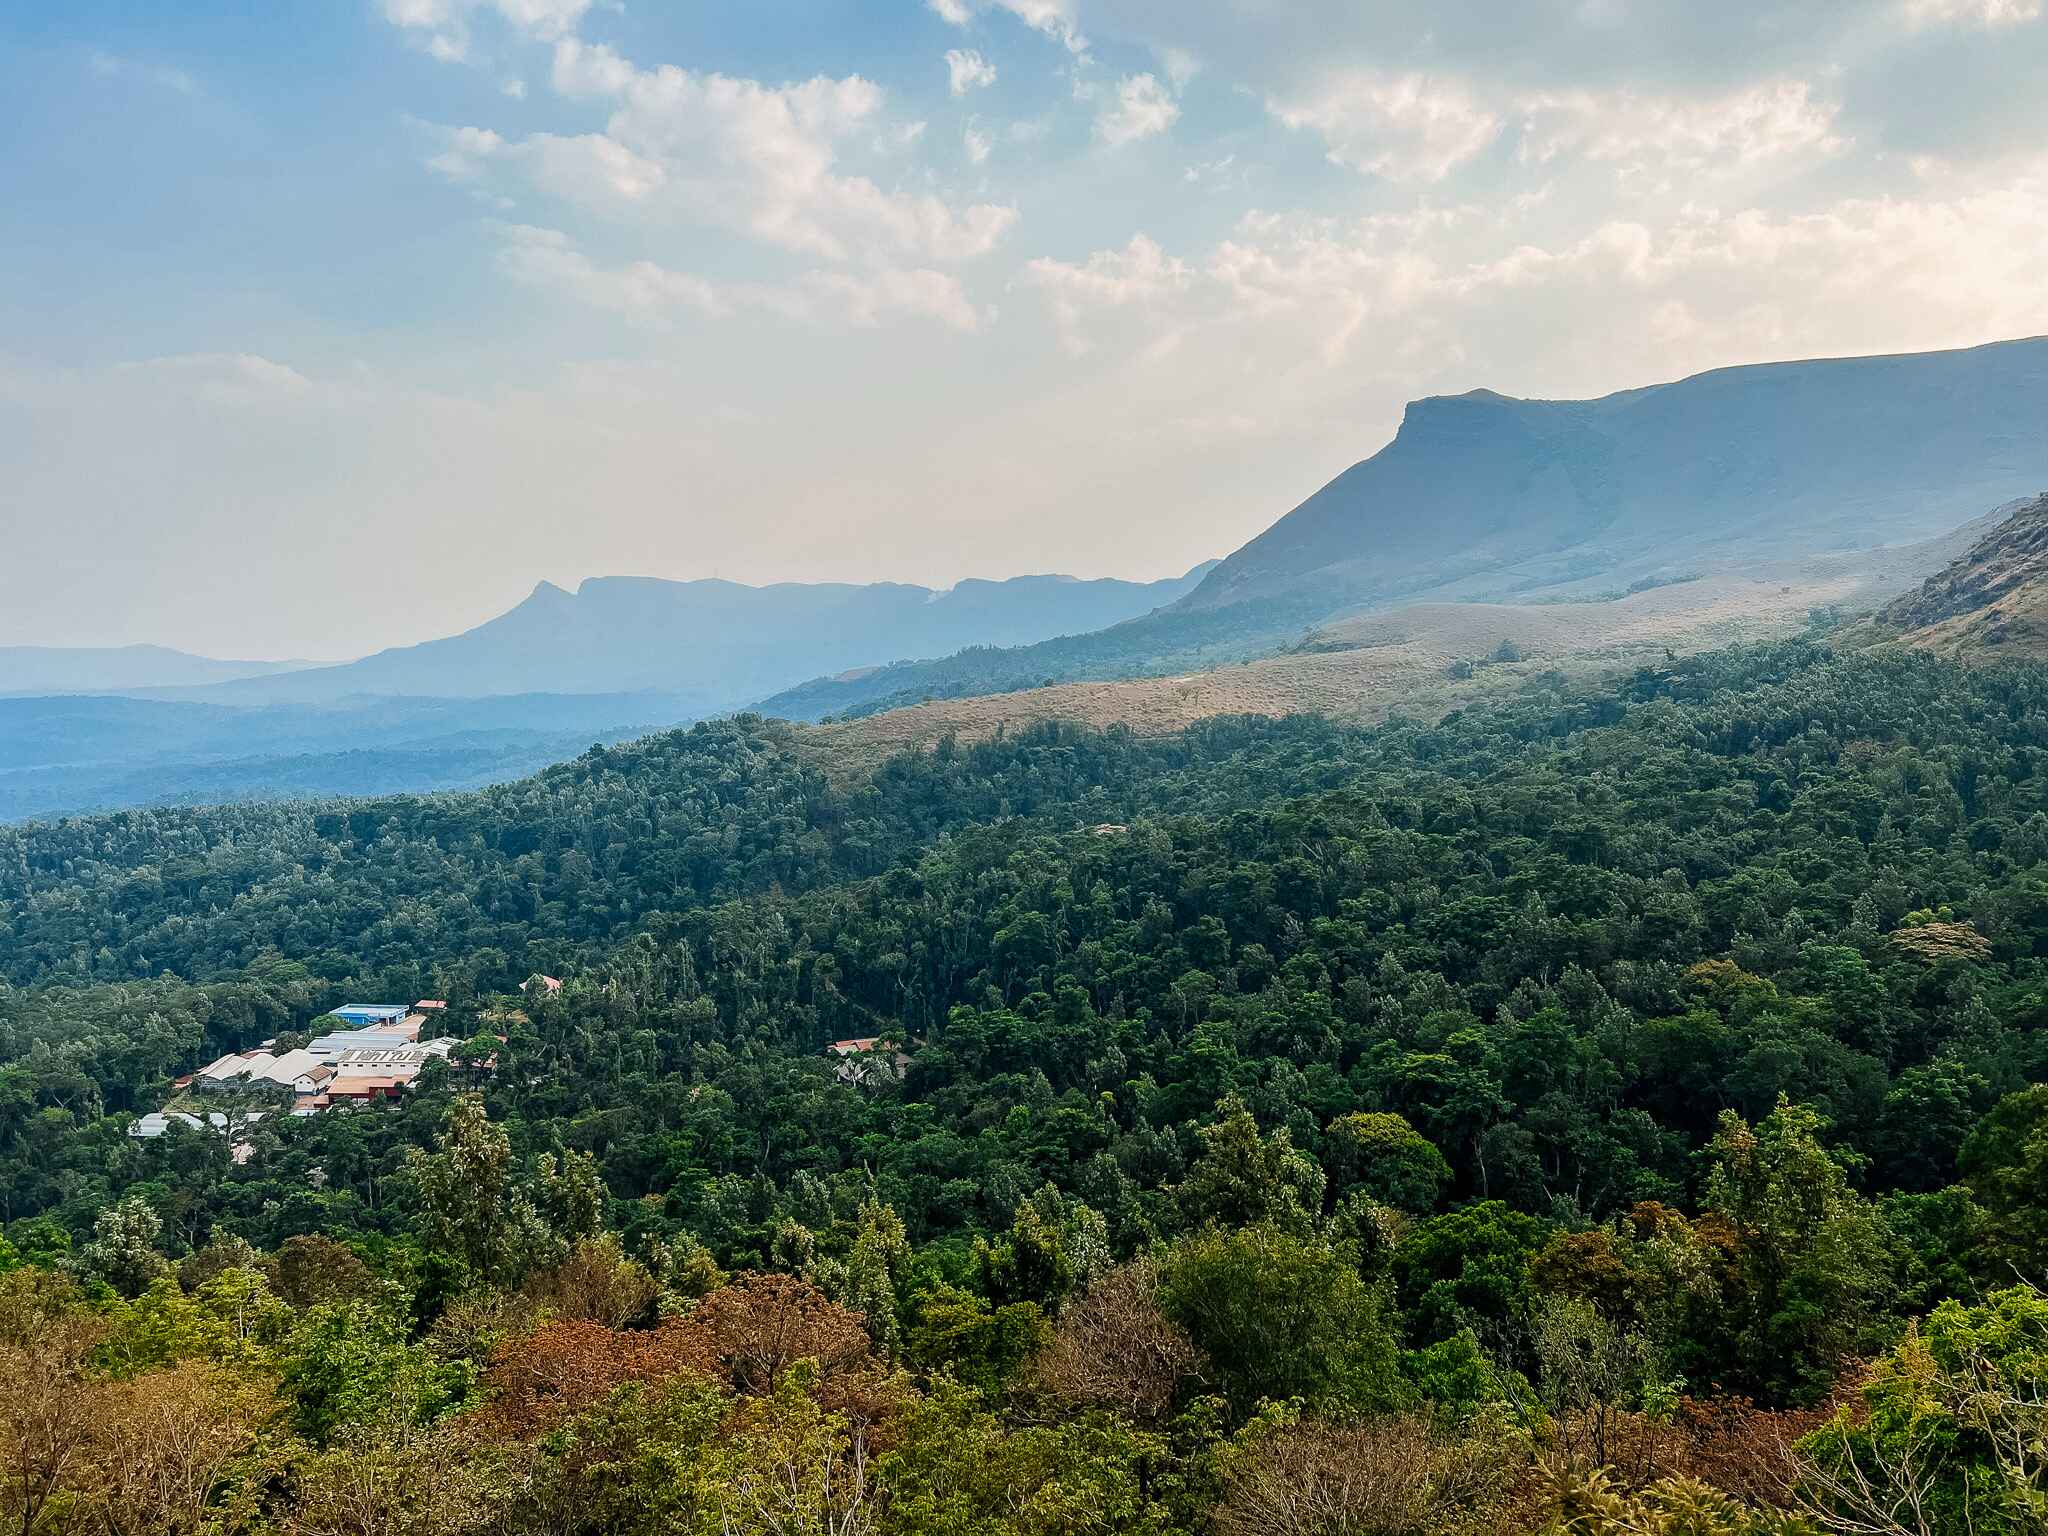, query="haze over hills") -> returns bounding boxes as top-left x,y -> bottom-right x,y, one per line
0,644 -> 313,696
0,691 -> 693,823
17,337 -> 2048,819
0,567 -> 1212,821
764,337 -> 2048,721
188,566 -> 1217,712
